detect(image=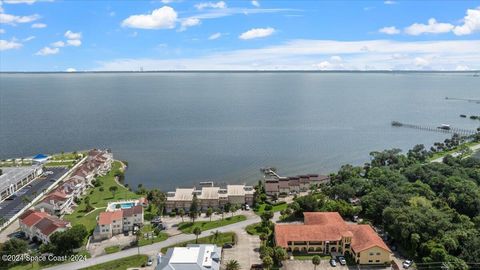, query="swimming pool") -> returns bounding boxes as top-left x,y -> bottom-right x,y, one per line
120,202 -> 135,209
